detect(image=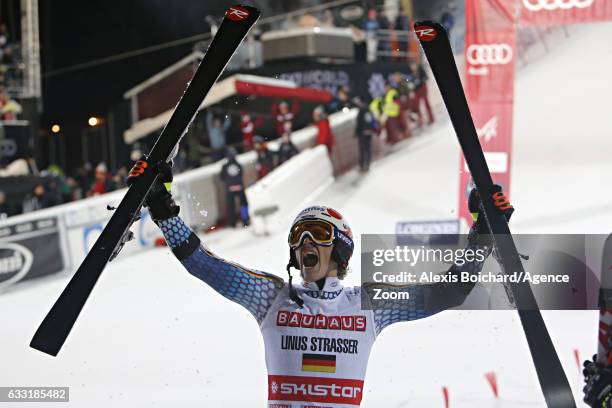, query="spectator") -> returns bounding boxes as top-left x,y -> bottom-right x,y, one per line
321,9 -> 336,27
88,162 -> 115,196
0,23 -> 8,48
0,189 -> 12,218
391,71 -> 413,132
440,6 -> 456,41
297,13 -> 319,28
272,100 -> 299,138
328,86 -> 351,113
277,132 -> 299,165
220,148 -> 250,228
239,112 -> 264,151
60,177 -> 78,203
76,163 -> 93,198
184,122 -> 206,168
391,71 -> 411,97
112,166 -> 128,189
410,62 -> 434,127
206,110 -> 231,161
253,135 -> 274,179
22,183 -> 55,213
377,9 -> 391,59
0,87 -> 21,120
364,9 -> 379,62
369,95 -> 384,124
394,5 -> 411,32
393,5 -> 411,61
313,106 -> 335,154
353,97 -> 378,172
383,82 -> 407,143
0,120 -> 4,166
46,175 -> 63,205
